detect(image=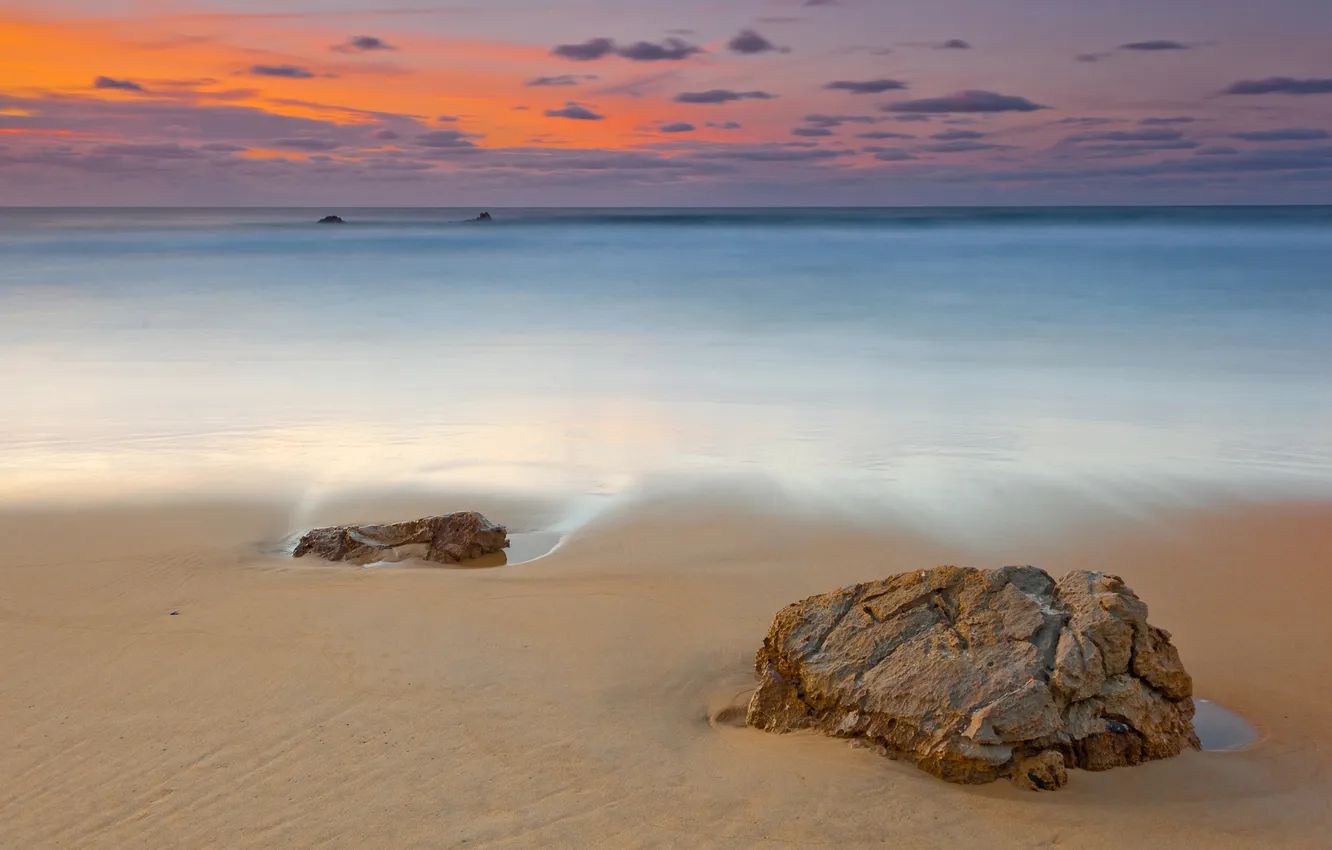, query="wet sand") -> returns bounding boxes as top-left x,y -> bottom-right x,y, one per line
1,494 -> 1330,848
